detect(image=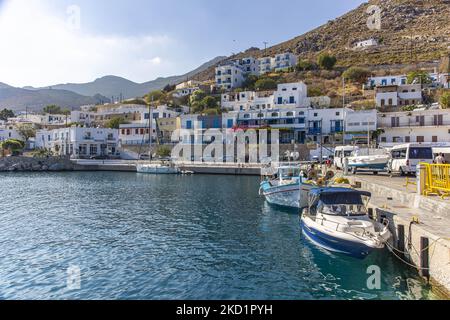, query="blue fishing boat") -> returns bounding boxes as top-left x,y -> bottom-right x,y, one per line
300,187 -> 391,259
